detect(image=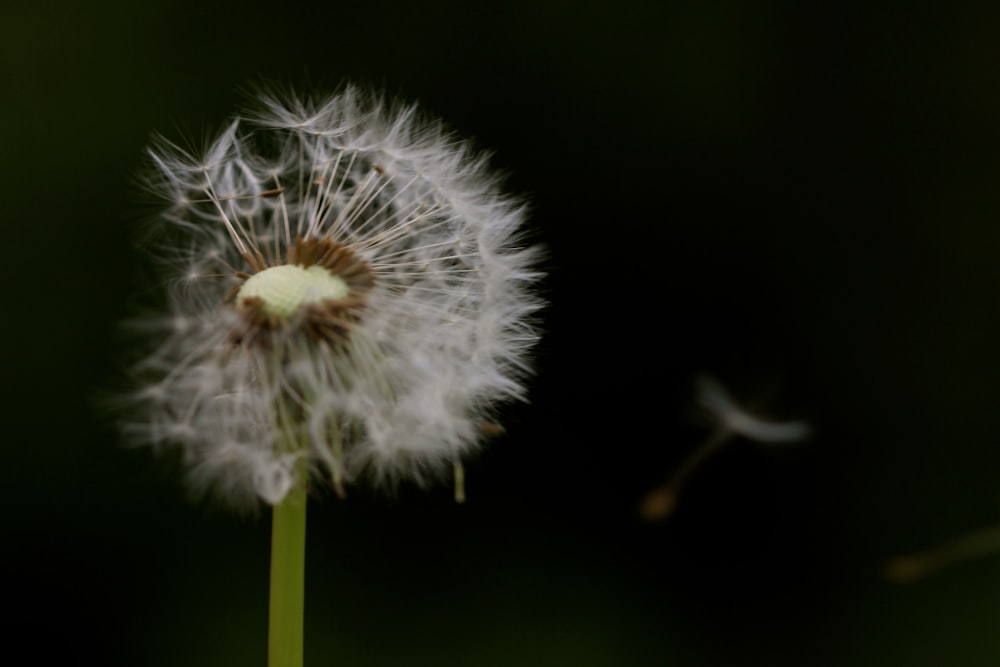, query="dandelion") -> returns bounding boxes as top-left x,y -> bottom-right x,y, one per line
120,86 -> 541,666
125,86 -> 541,505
